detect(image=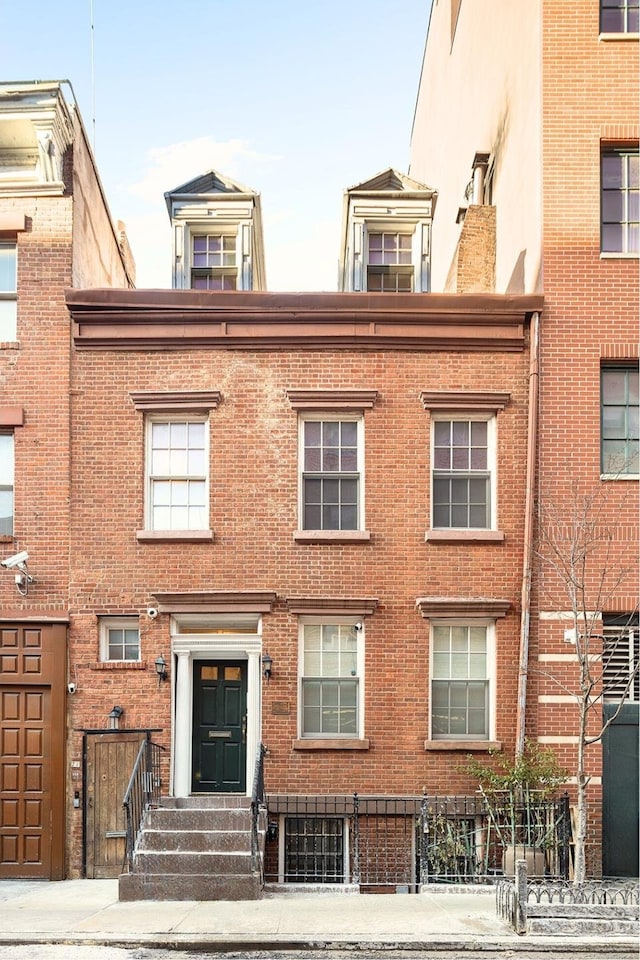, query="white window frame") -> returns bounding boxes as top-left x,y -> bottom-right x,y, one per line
298,617 -> 365,740
364,223 -> 417,293
0,241 -> 17,341
187,226 -> 239,291
429,619 -> 496,742
144,414 -> 209,532
298,413 -> 365,532
430,413 -> 497,531
100,617 -> 141,662
0,432 -> 14,536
